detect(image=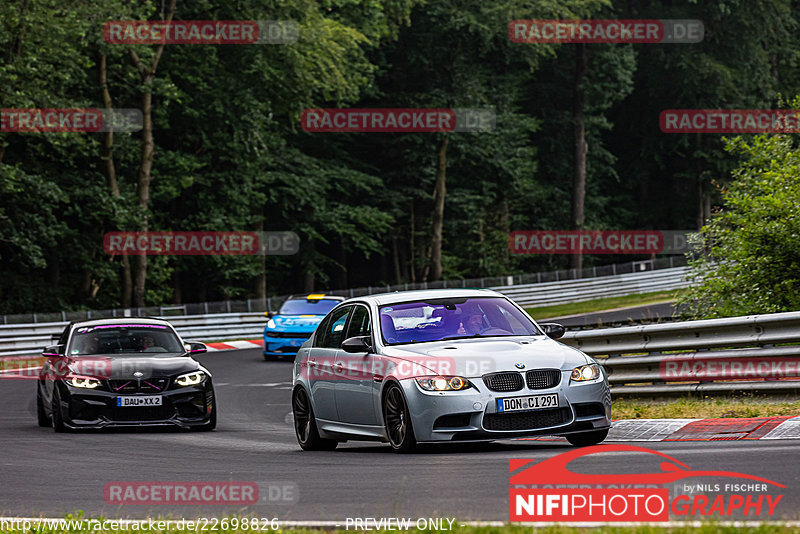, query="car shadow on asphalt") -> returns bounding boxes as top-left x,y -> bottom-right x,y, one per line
333,440 -> 572,454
